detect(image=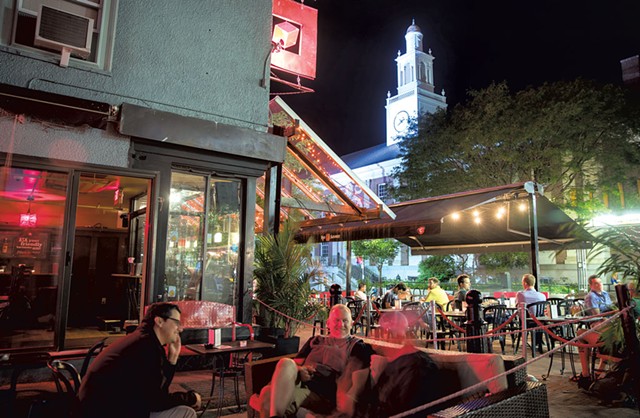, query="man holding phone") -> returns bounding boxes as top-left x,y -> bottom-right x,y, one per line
78,302 -> 202,418
256,304 -> 372,418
